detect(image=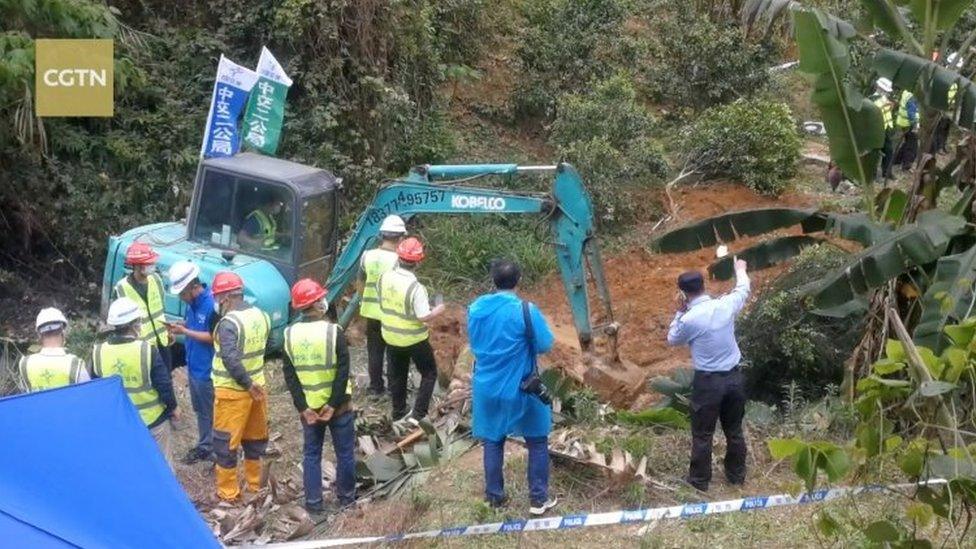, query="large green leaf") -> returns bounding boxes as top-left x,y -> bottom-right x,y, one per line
914,244 -> 976,350
795,7 -> 883,186
860,0 -> 912,37
874,49 -> 976,128
907,0 -> 974,30
650,208 -> 823,253
823,212 -> 892,246
708,235 -> 823,280
813,210 -> 968,309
